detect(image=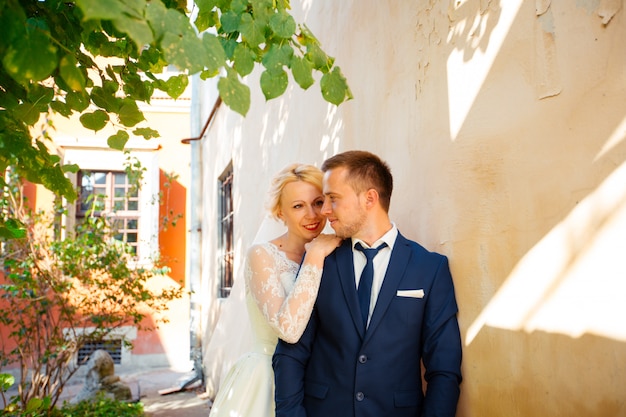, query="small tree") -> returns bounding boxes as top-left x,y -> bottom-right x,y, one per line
0,166 -> 183,410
